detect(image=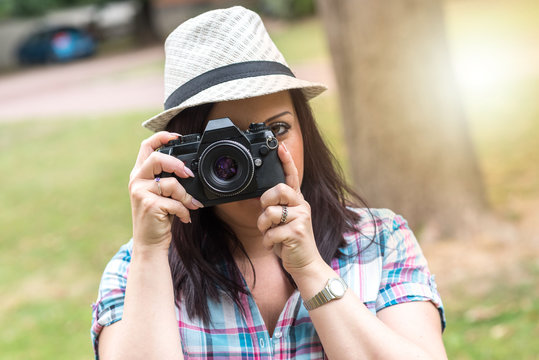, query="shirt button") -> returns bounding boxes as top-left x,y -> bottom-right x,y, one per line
259,337 -> 265,348
274,331 -> 282,339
